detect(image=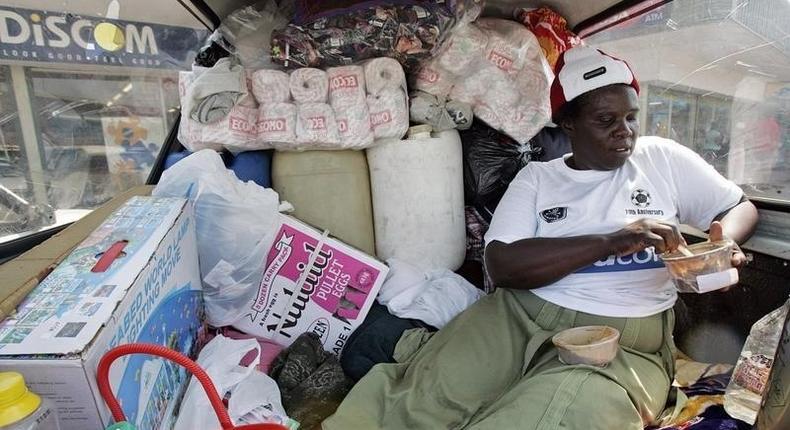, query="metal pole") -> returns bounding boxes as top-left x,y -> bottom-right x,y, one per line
9,65 -> 49,208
